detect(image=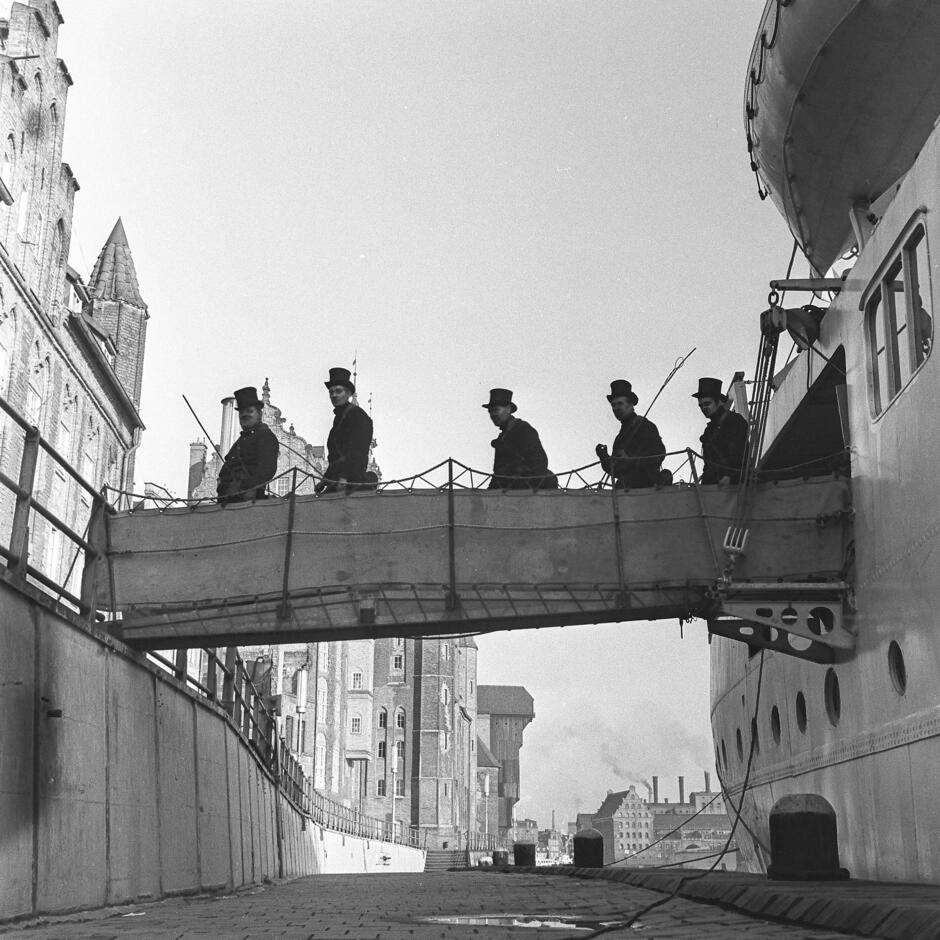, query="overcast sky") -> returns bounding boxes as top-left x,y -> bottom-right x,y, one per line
56,1 -> 793,828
